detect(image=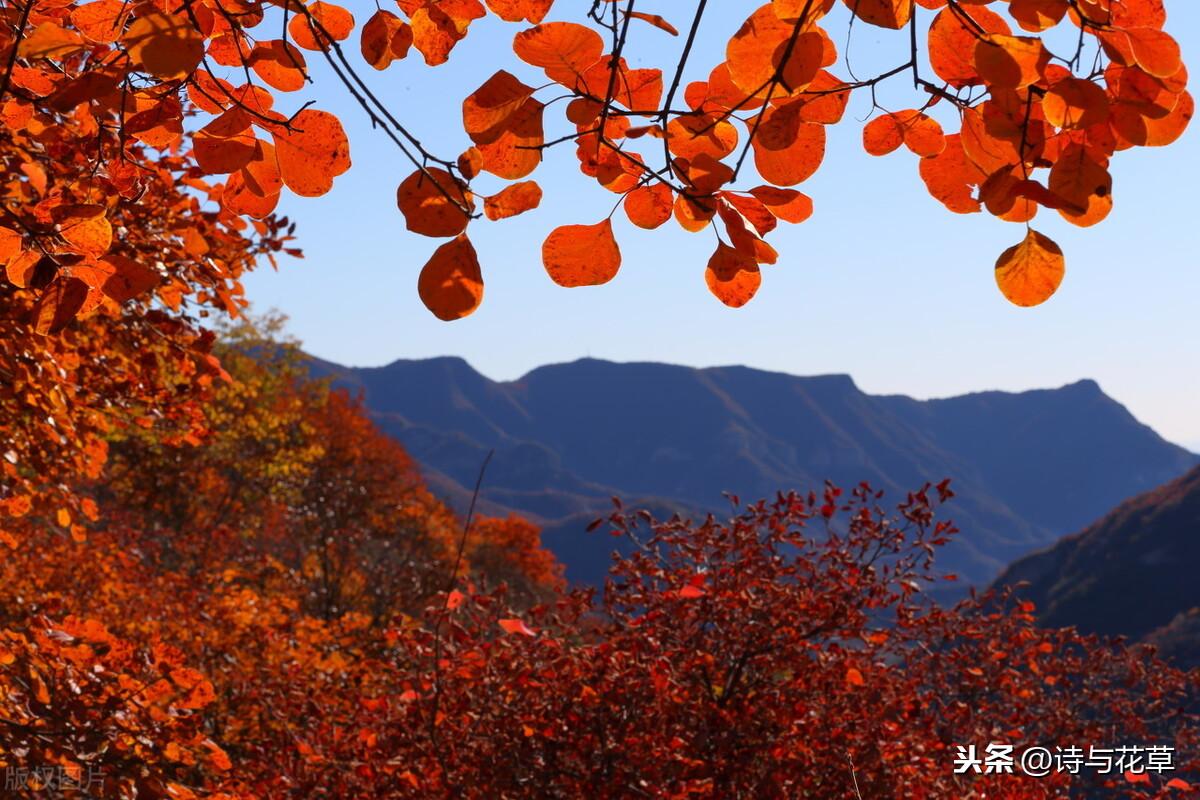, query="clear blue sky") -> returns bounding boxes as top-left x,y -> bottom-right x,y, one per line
241,1 -> 1200,451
